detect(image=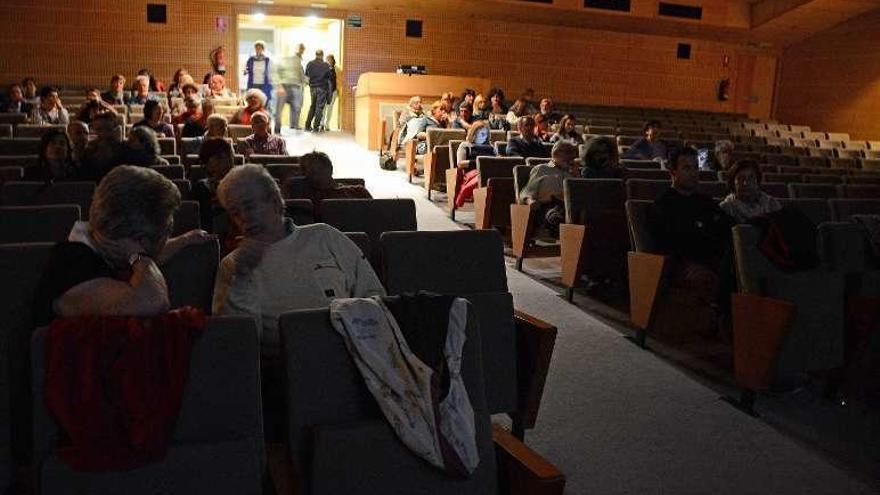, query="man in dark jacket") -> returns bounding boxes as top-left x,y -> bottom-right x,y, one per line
1,84 -> 33,114
623,120 -> 669,162
507,116 -> 550,159
304,49 -> 332,132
